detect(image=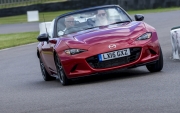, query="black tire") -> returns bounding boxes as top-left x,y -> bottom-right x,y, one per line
146,47 -> 163,72
55,54 -> 71,85
39,58 -> 56,81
